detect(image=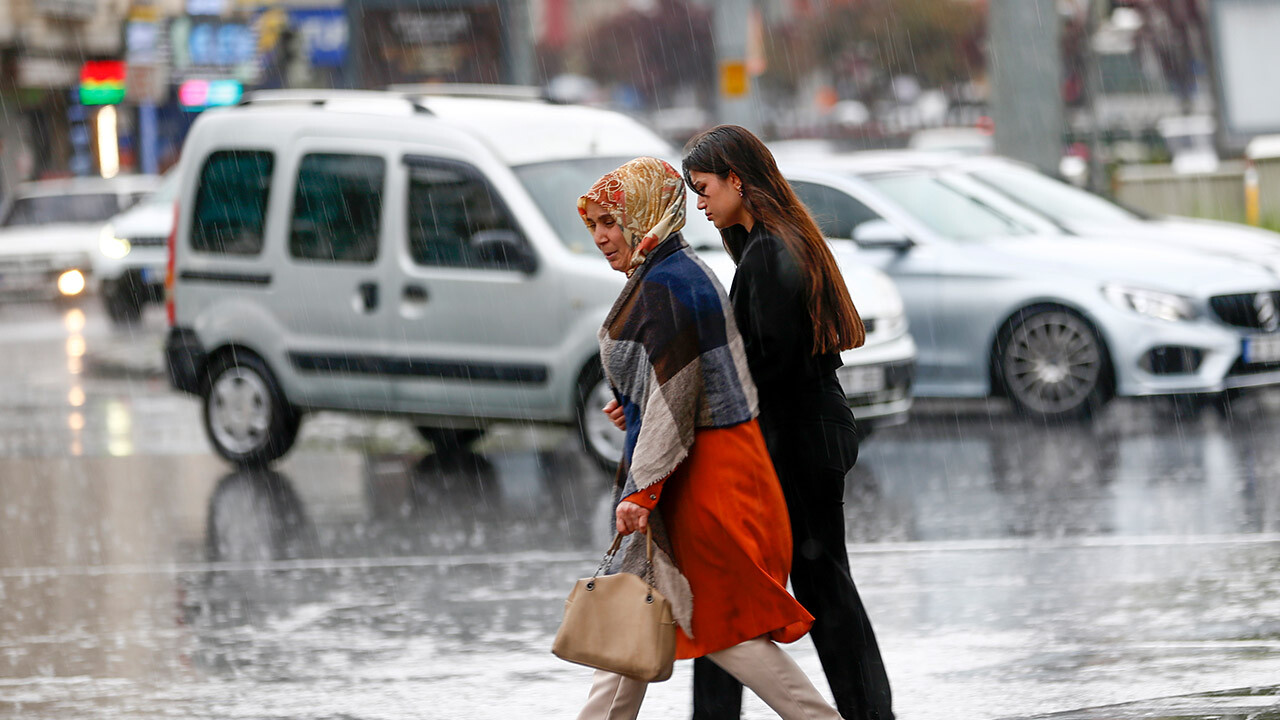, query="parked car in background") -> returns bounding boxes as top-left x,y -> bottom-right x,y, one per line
94,171 -> 178,324
0,176 -> 160,301
781,154 -> 1280,421
166,89 -> 915,469
945,155 -> 1280,274
906,127 -> 993,156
